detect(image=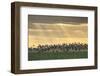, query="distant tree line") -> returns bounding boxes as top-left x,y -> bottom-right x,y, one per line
28,43 -> 88,53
